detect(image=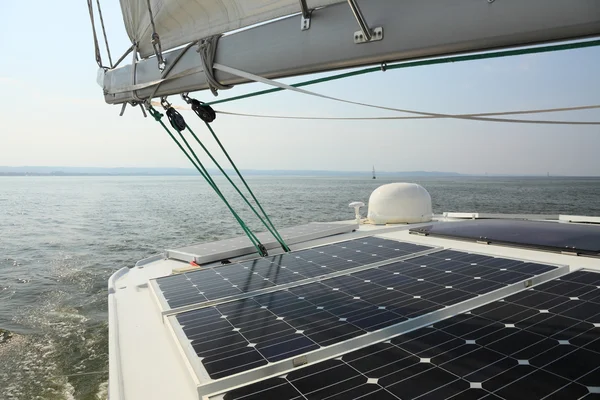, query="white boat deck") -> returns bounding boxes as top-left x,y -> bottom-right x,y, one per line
108,215 -> 600,400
